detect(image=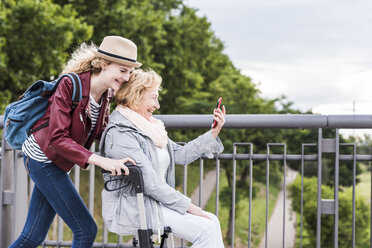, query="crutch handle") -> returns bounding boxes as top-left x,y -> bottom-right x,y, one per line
102,162 -> 144,194
126,164 -> 144,194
